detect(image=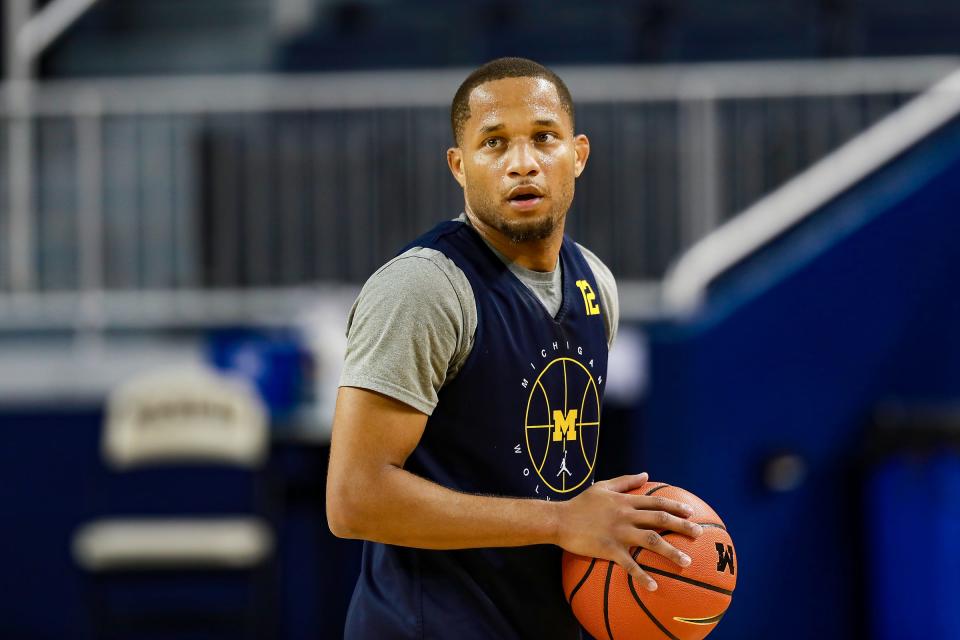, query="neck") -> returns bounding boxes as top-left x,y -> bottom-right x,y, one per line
464,208 -> 564,272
